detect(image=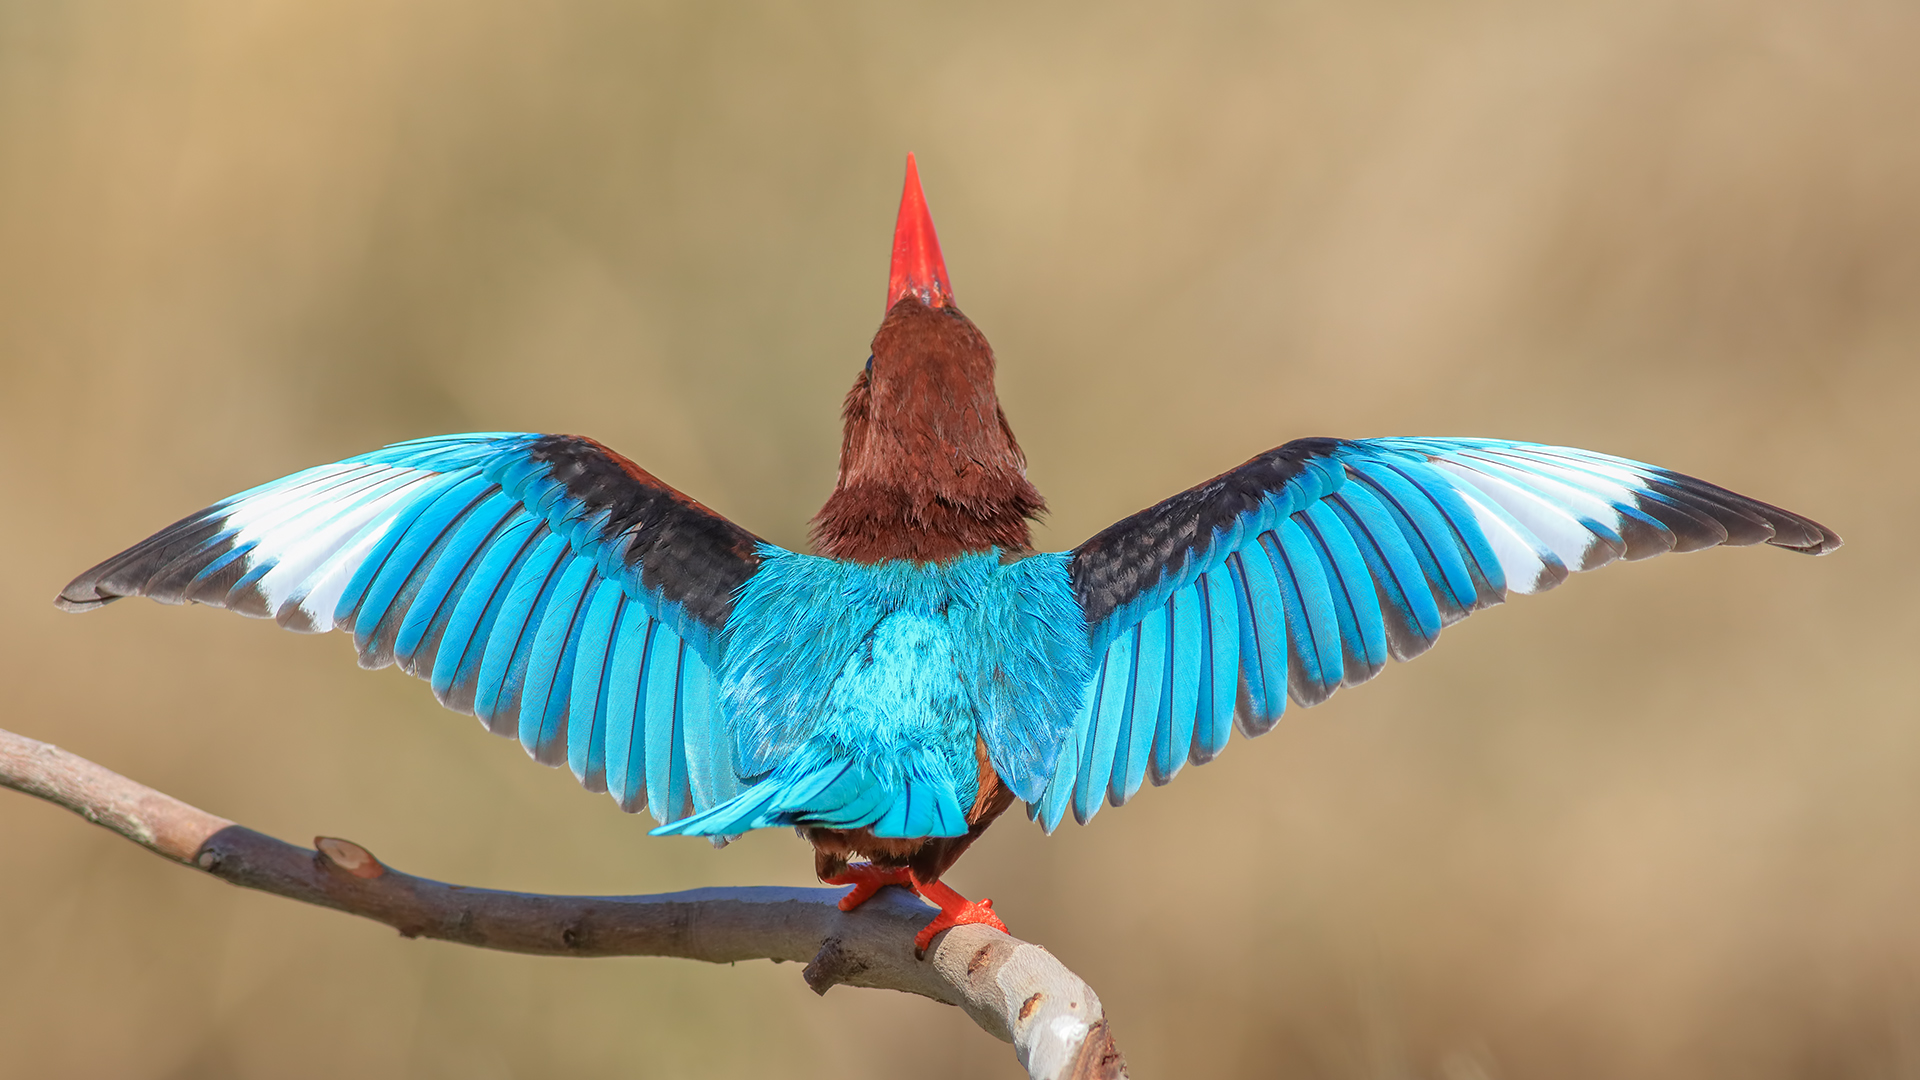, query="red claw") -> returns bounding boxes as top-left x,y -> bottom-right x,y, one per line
826,862 -> 913,912
909,876 -> 1009,956
824,863 -> 1010,956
